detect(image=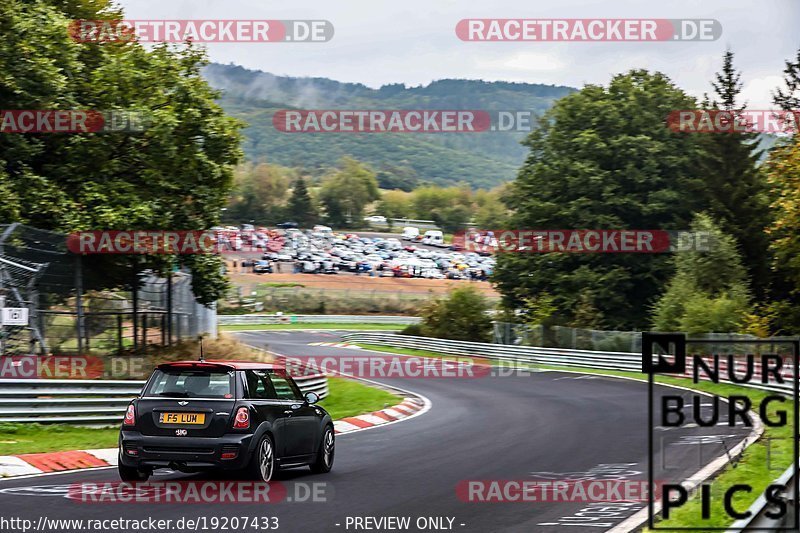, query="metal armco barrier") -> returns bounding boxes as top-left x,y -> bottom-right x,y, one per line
218,314 -> 420,326
0,374 -> 328,424
340,333 -> 797,394
342,332 -> 798,531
